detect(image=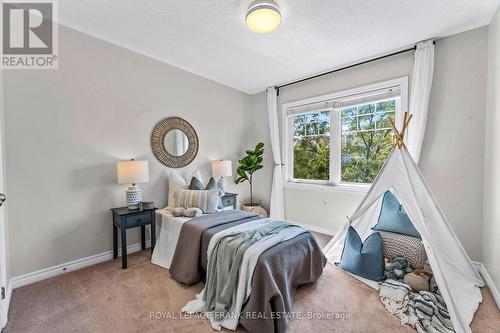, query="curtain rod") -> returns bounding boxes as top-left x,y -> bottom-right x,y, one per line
275,41 -> 436,95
